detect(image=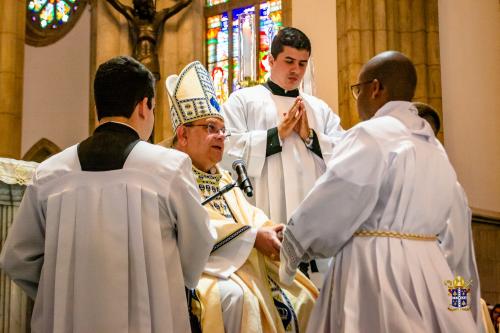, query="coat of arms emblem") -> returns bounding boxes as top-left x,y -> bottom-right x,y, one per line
444,276 -> 472,311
